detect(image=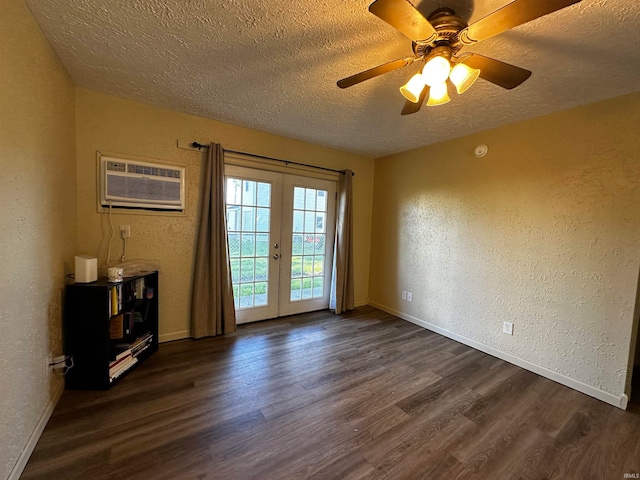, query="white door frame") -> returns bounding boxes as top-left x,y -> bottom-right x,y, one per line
225,166 -> 282,324
225,166 -> 336,323
278,174 -> 336,317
